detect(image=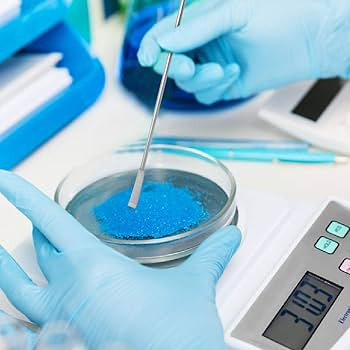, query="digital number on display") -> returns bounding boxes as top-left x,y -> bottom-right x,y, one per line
263,272 -> 343,350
